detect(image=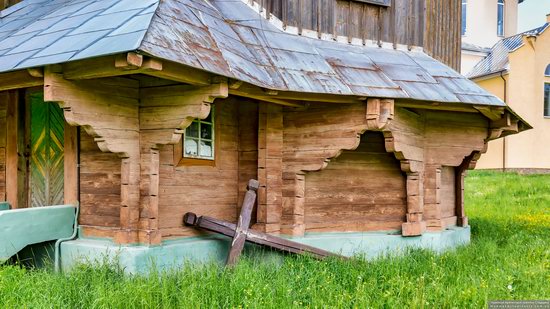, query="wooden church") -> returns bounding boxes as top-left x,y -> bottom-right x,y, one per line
0,0 -> 529,271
